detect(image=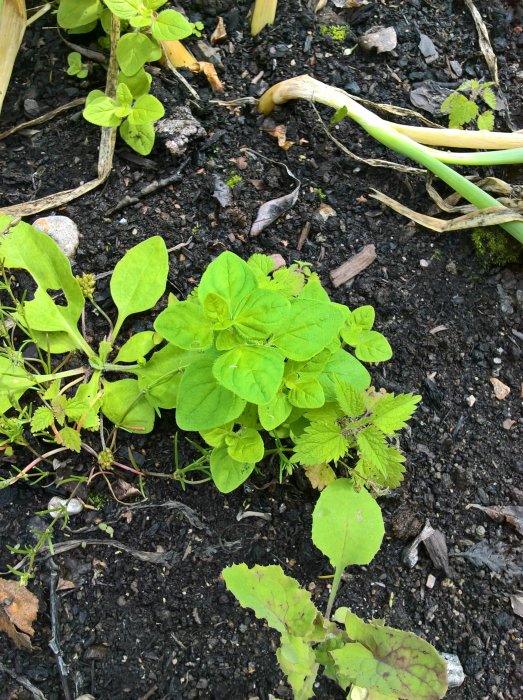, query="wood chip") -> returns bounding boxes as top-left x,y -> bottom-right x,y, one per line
297,221 -> 311,251
330,244 -> 376,287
